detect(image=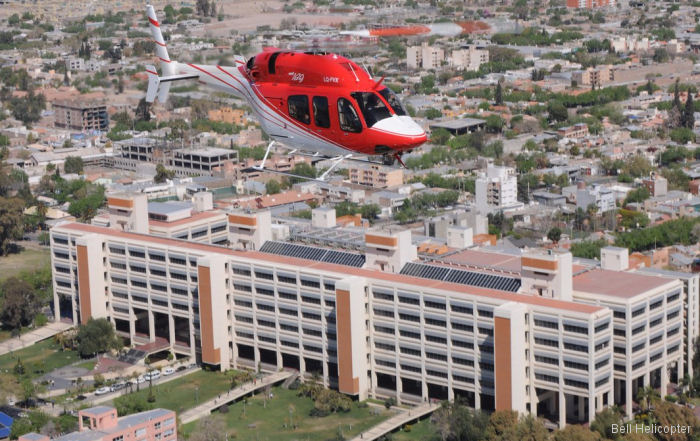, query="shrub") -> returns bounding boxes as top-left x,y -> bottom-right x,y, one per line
384,397 -> 396,409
